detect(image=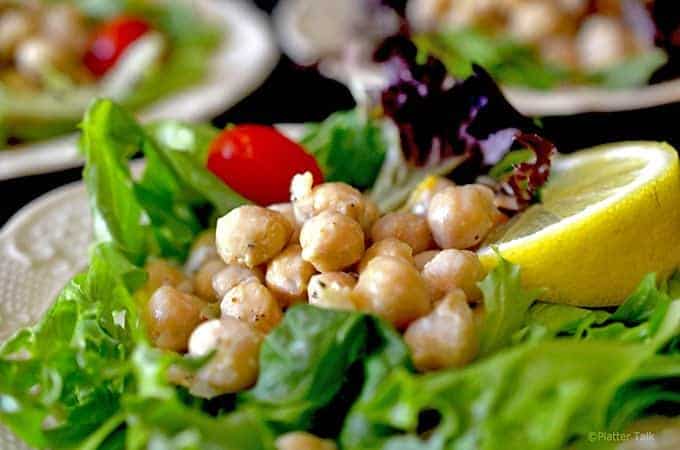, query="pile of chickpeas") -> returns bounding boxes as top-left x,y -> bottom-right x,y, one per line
142,173 -> 501,438
409,0 -> 654,73
0,1 -> 91,88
